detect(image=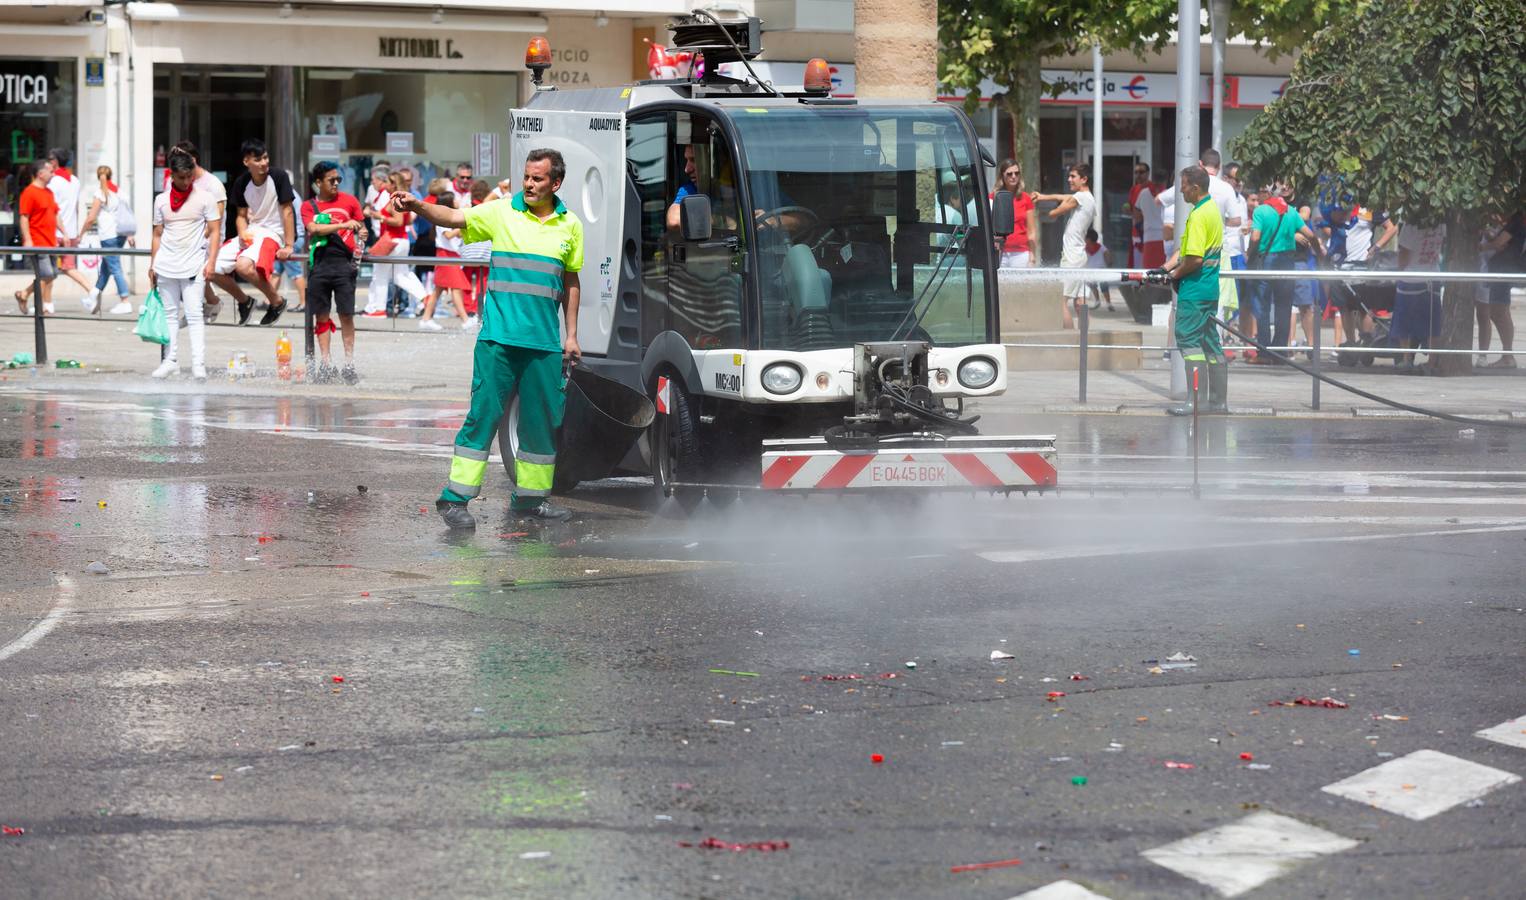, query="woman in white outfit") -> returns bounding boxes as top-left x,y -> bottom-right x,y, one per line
1033,163 -> 1097,329
363,171 -> 428,316
149,152 -> 220,380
